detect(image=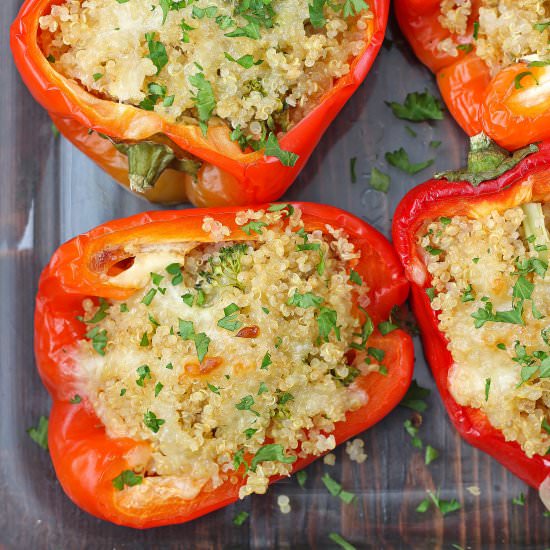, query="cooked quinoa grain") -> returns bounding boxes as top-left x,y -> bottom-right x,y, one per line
76,207 -> 373,503
439,0 -> 550,72
39,0 -> 372,139
421,206 -> 550,457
